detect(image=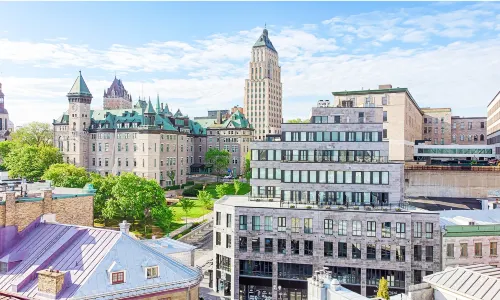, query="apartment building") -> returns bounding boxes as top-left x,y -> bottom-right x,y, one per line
487,91 -> 500,157
422,108 -> 452,145
451,116 -> 486,145
332,84 -> 423,161
212,104 -> 441,299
